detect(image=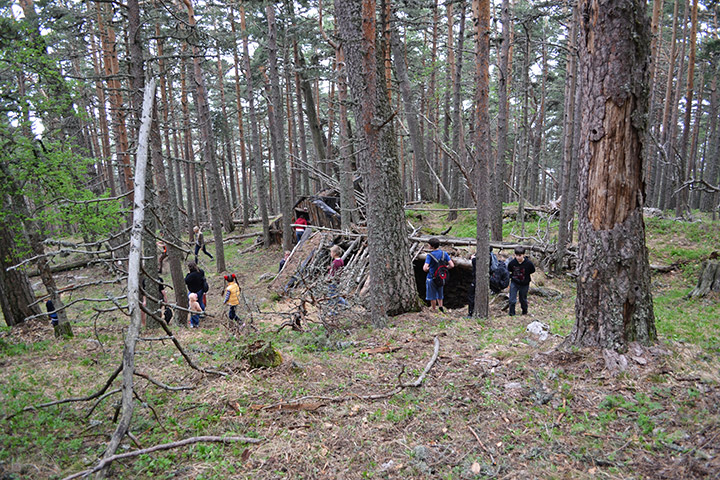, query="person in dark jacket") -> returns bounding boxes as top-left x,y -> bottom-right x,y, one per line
468,248 -> 508,316
46,299 -> 59,326
489,253 -> 510,294
184,261 -> 206,311
506,246 -> 536,316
